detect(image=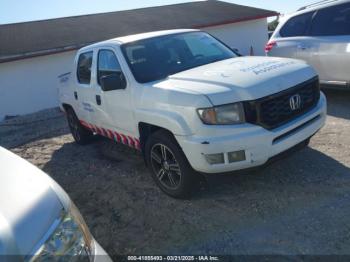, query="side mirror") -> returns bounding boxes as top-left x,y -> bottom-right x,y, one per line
100,73 -> 126,91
